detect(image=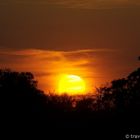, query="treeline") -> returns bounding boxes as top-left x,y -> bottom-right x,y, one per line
0,68 -> 140,134
1,68 -> 140,111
